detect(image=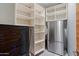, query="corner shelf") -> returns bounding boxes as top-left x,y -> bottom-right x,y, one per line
35,39 -> 45,44
16,3 -> 45,55
34,41 -> 45,55
35,48 -> 45,55
16,3 -> 34,13
30,4 -> 45,55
